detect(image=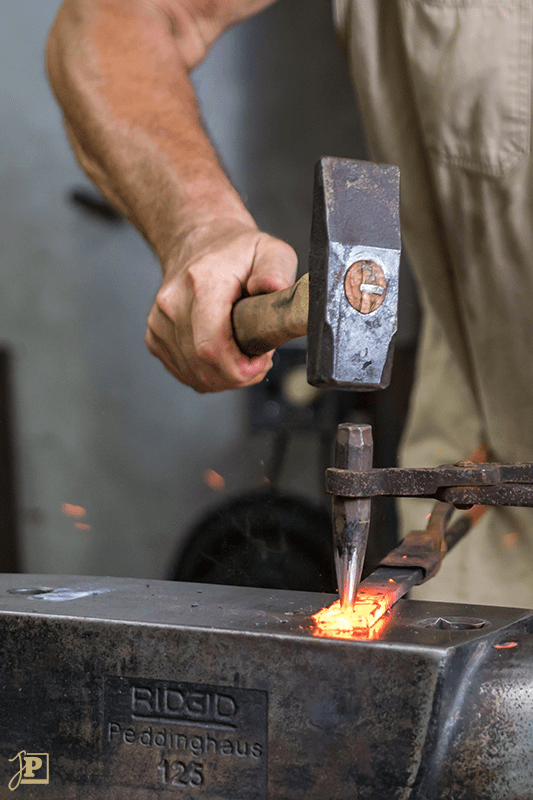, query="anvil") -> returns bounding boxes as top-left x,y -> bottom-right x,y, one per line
0,574 -> 532,798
